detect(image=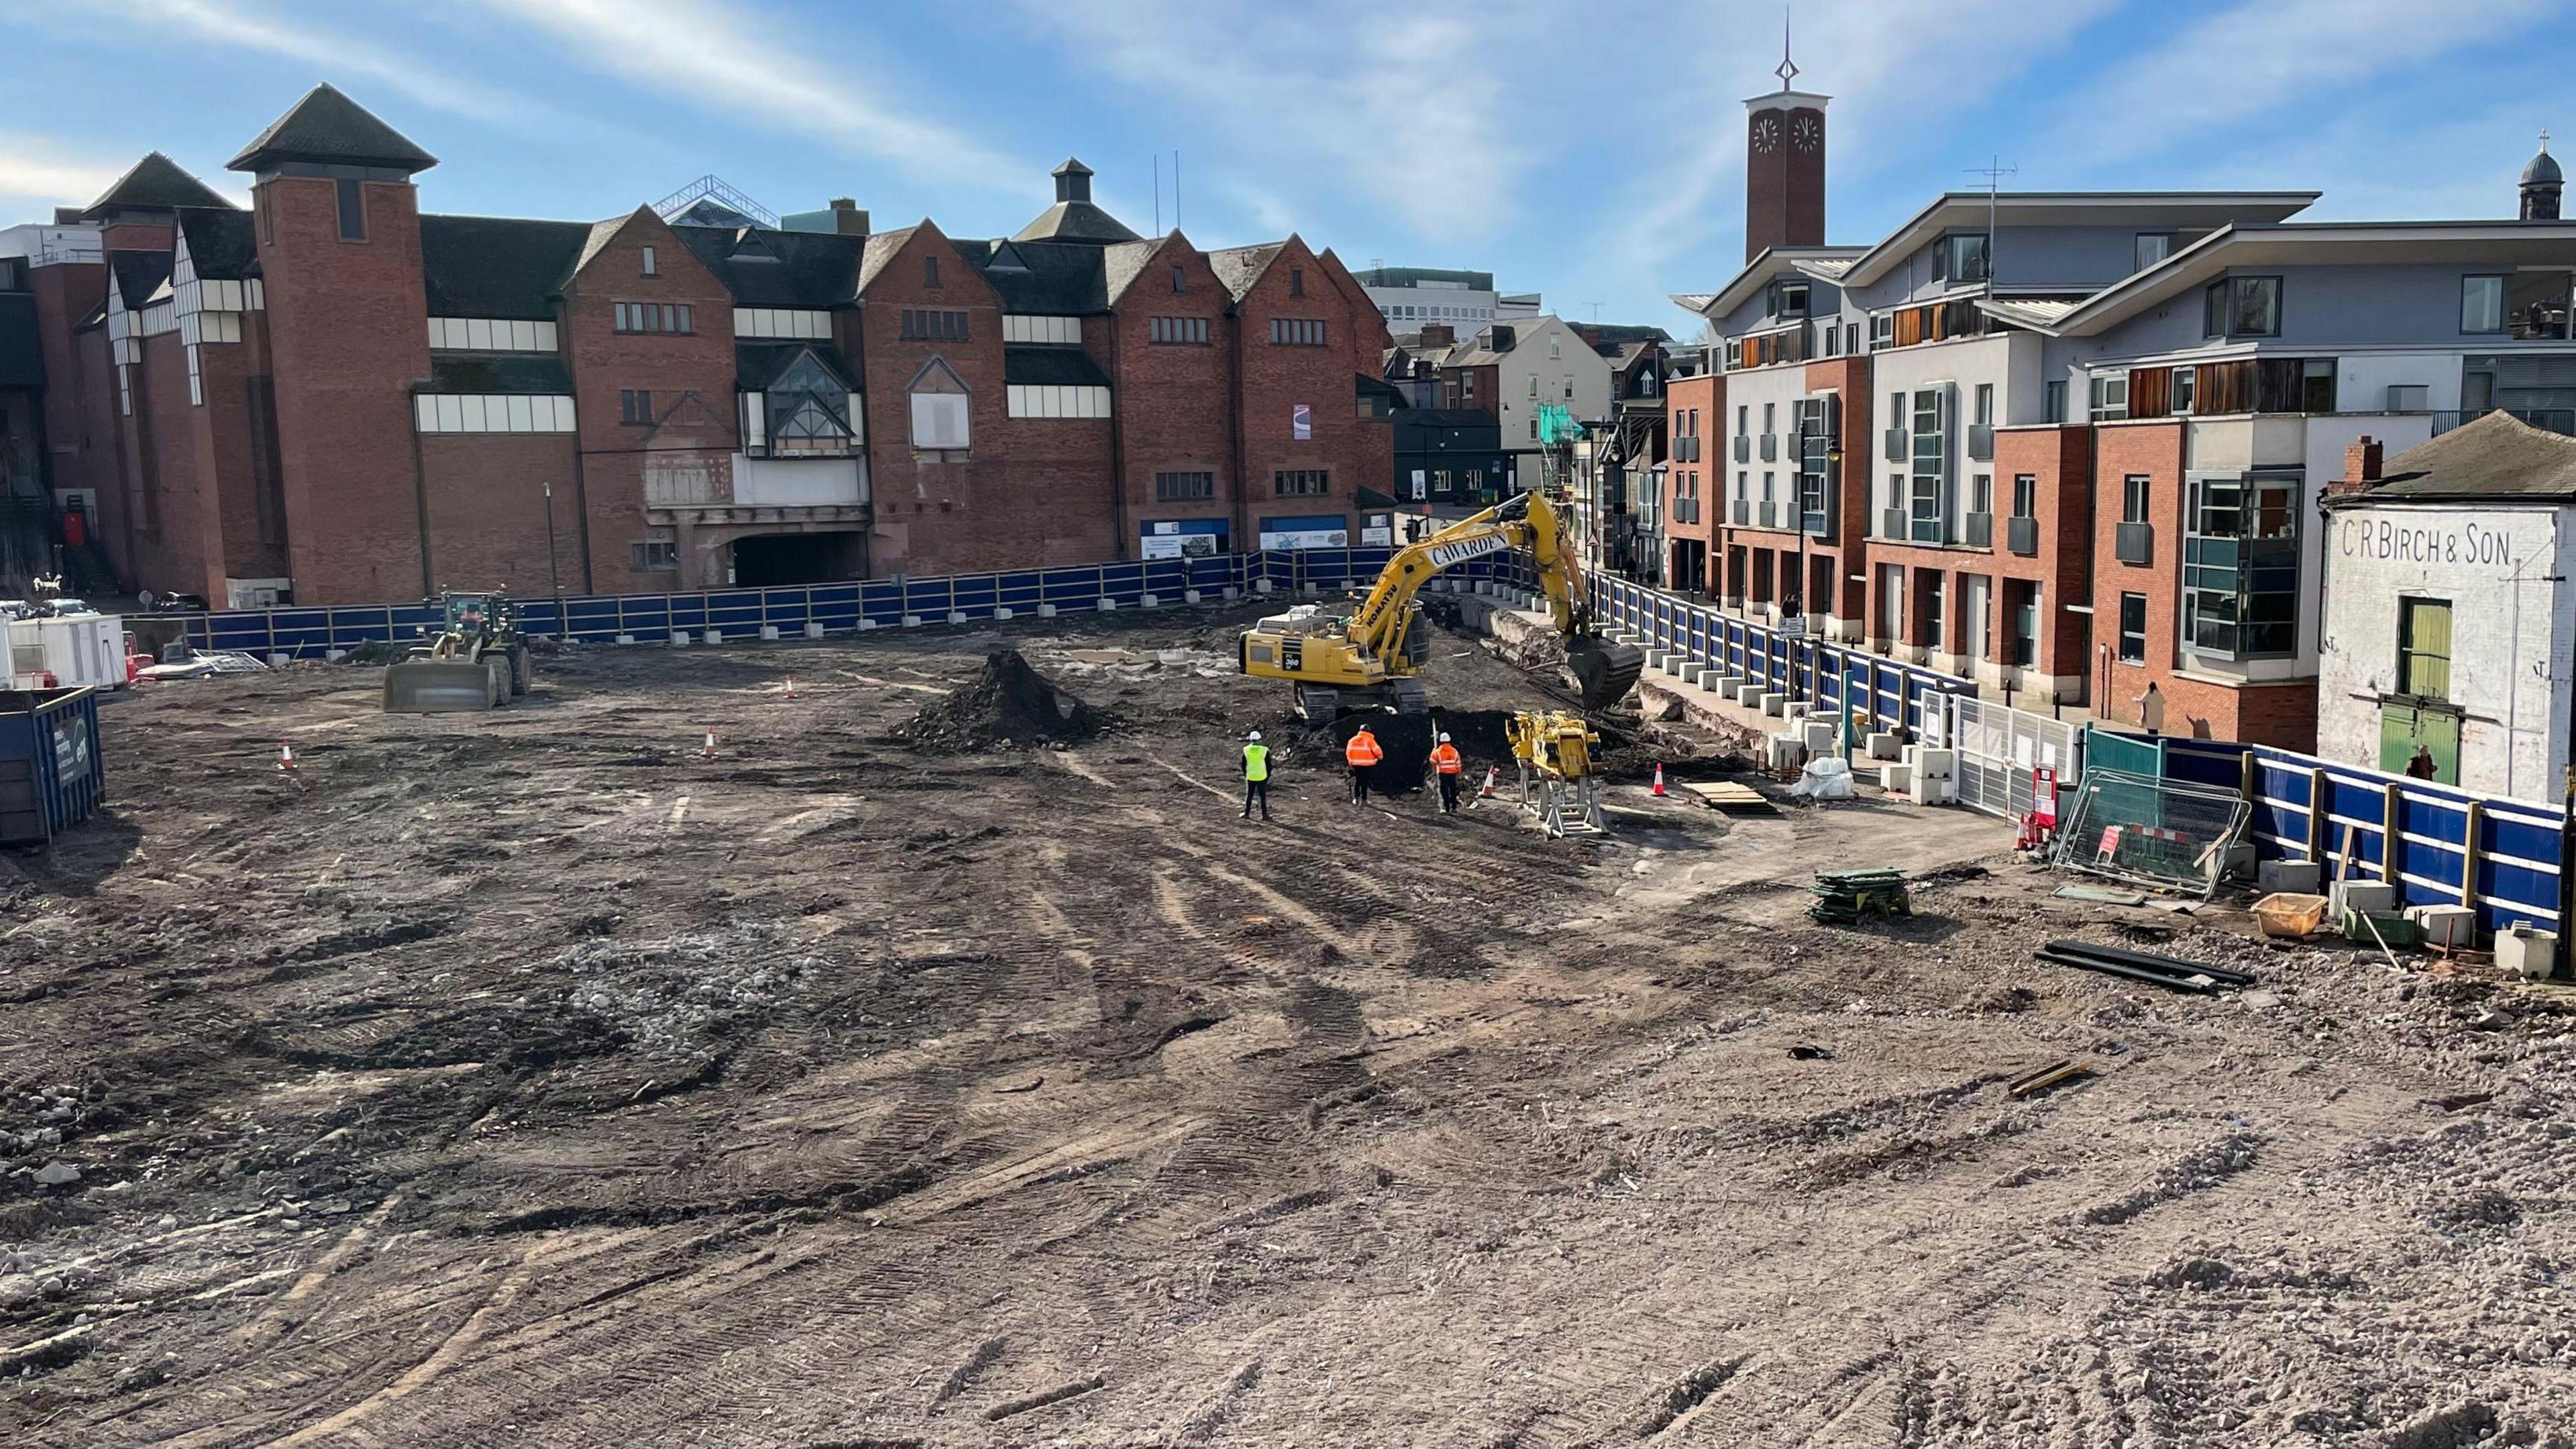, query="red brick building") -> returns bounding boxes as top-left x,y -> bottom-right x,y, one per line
3,87 -> 1393,605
